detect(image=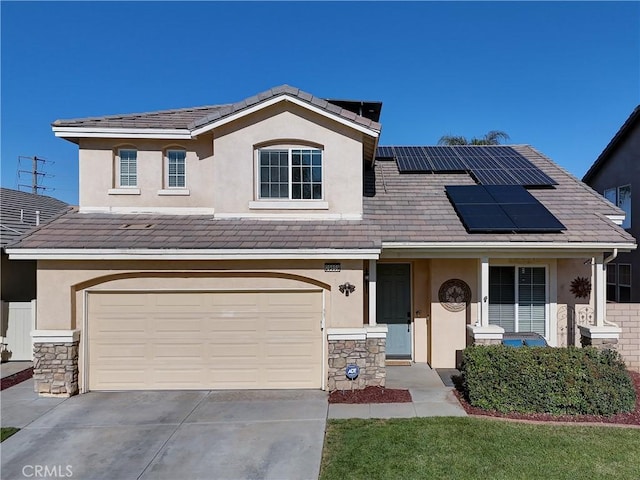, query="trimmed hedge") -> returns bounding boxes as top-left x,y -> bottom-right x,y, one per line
460,345 -> 636,416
